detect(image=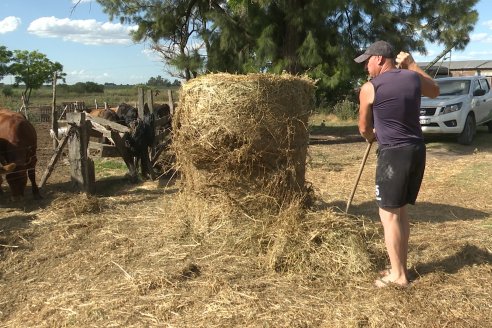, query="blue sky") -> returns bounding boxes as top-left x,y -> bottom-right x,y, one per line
0,0 -> 170,85
1,0 -> 492,85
